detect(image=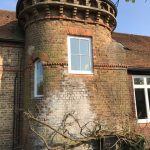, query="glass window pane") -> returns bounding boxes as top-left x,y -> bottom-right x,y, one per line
36,61 -> 43,95
135,89 -> 147,119
148,89 -> 150,110
81,55 -> 90,71
80,39 -> 89,55
70,38 -> 79,54
71,55 -> 80,70
37,81 -> 43,95
134,78 -> 144,85
147,78 -> 150,85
